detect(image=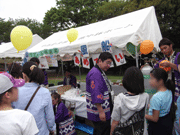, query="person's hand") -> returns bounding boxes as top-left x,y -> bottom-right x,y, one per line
68,110 -> 74,117
160,61 -> 171,67
140,65 -> 145,70
99,111 -> 106,121
49,131 -> 54,135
